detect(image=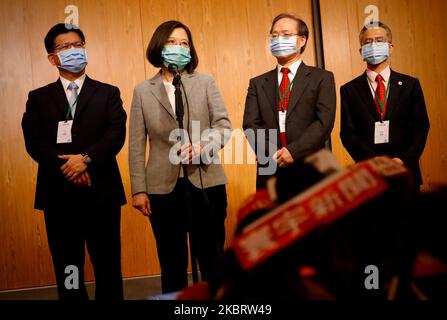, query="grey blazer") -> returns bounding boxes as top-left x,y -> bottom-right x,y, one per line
129,71 -> 232,195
